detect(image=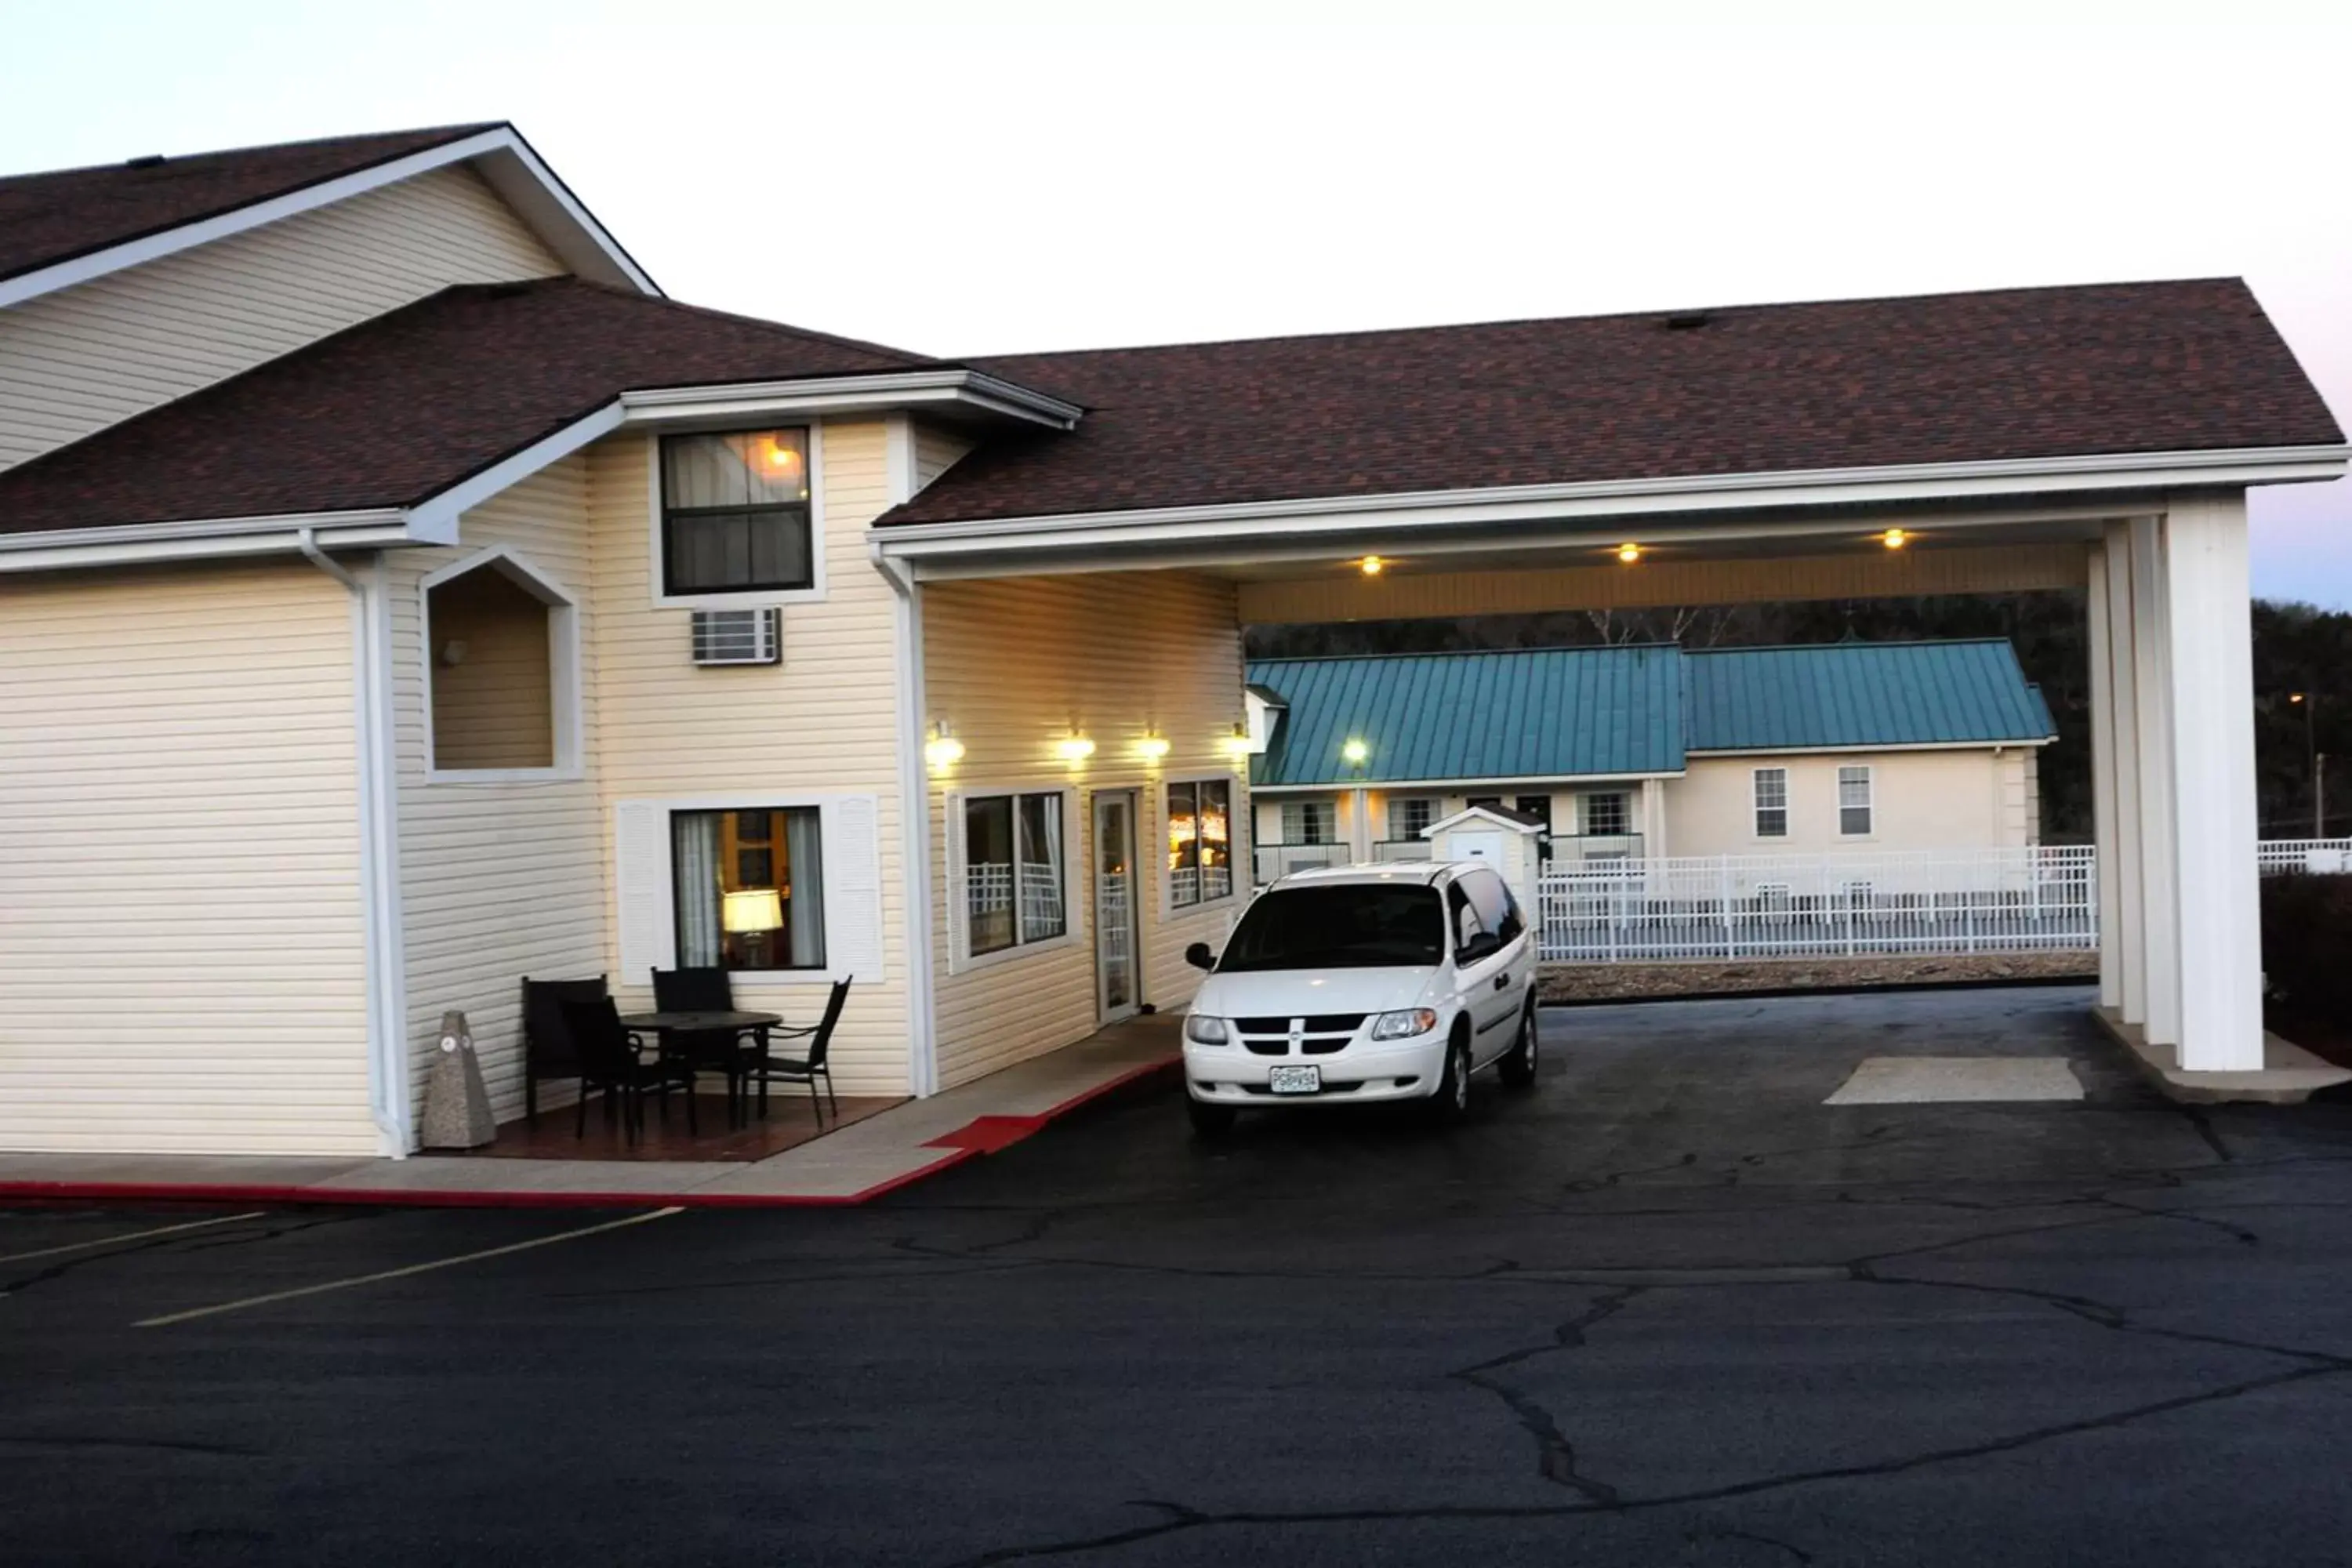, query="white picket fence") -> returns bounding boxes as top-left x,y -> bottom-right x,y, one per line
2257,837 -> 2352,877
